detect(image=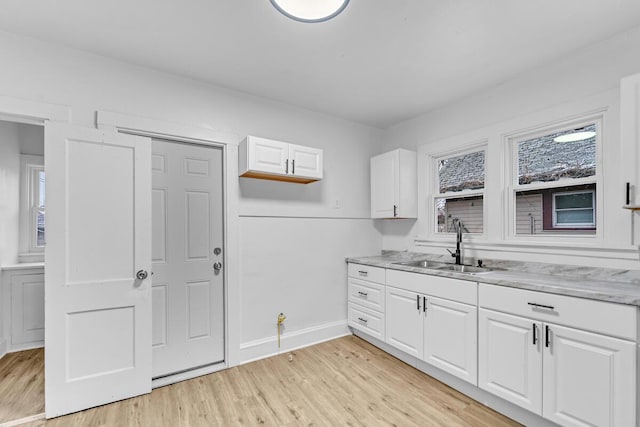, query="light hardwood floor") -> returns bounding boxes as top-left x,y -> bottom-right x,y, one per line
0,347 -> 45,424
19,336 -> 520,426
